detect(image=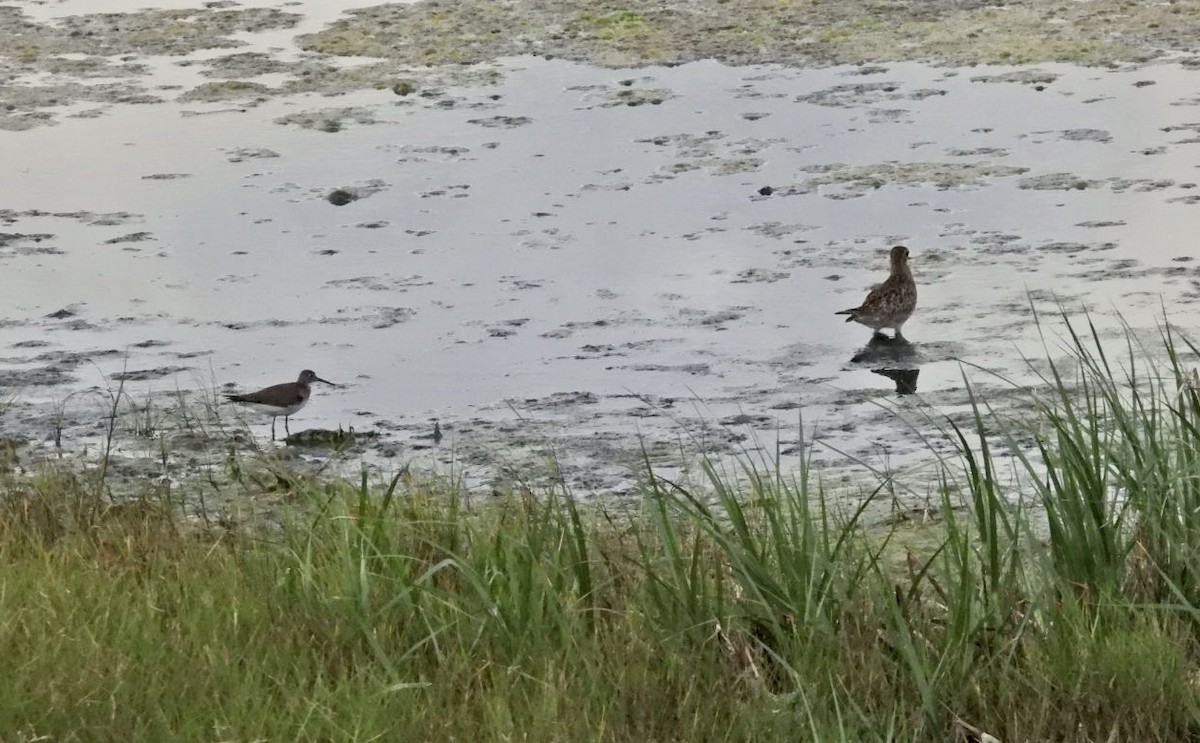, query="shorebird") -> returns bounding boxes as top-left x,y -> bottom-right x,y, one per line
835,245 -> 917,340
224,369 -> 335,440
